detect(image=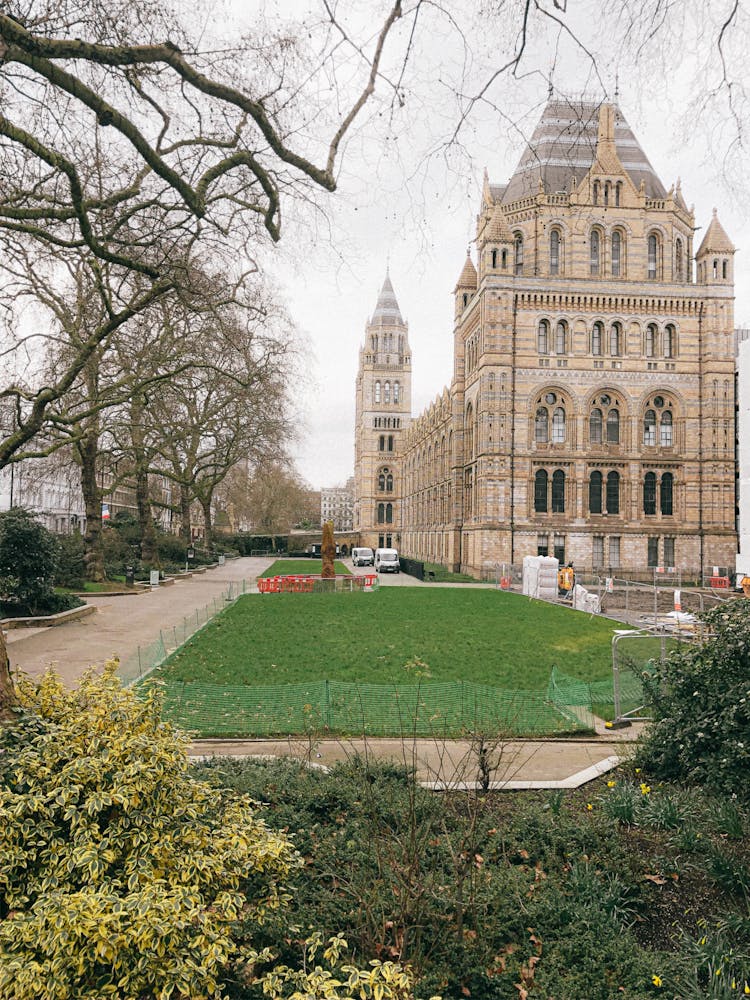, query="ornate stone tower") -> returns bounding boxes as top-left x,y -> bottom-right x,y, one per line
397,97 -> 737,578
354,273 -> 412,549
